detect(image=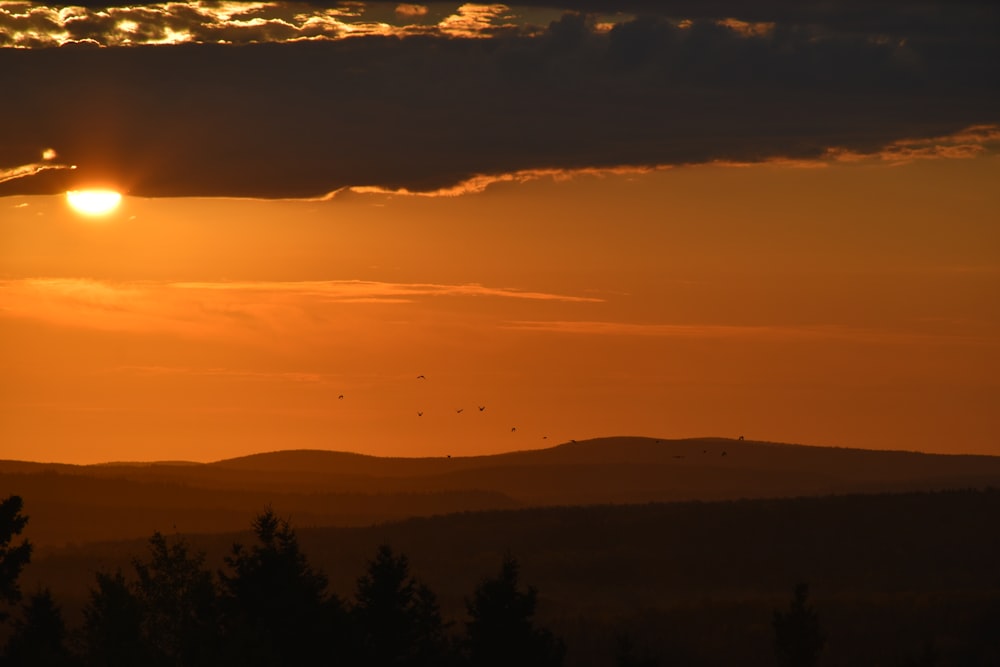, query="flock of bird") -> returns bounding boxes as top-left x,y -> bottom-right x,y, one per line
335,374 -> 743,451
337,373 -> 545,440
